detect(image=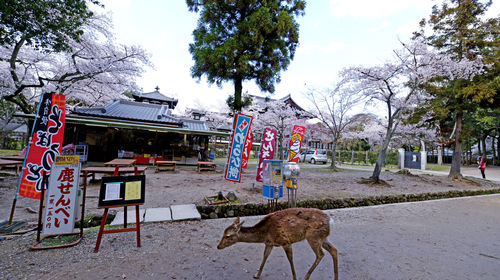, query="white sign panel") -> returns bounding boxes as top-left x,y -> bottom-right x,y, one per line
42,156 -> 81,235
